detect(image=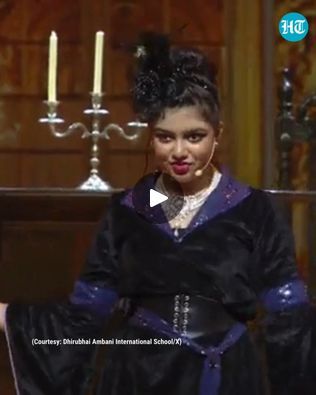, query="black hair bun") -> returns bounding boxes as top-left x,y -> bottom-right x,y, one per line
171,48 -> 217,84
132,31 -> 220,123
